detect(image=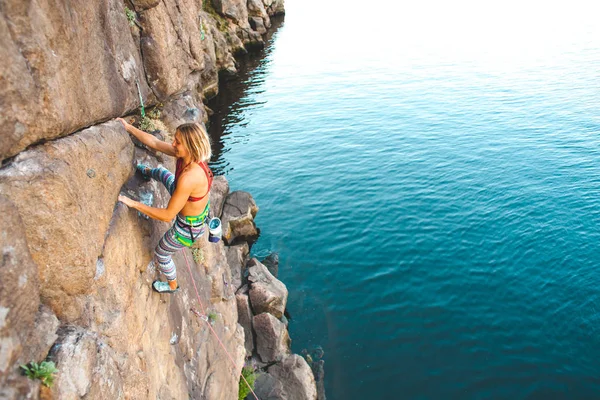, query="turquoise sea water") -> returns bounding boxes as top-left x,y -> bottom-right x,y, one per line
208,1 -> 600,398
